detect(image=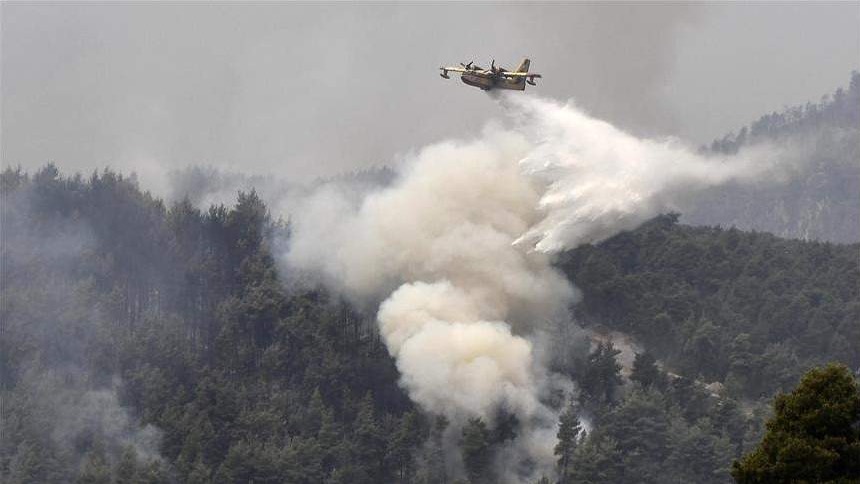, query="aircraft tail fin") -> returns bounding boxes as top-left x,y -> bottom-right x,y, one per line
515,58 -> 530,73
